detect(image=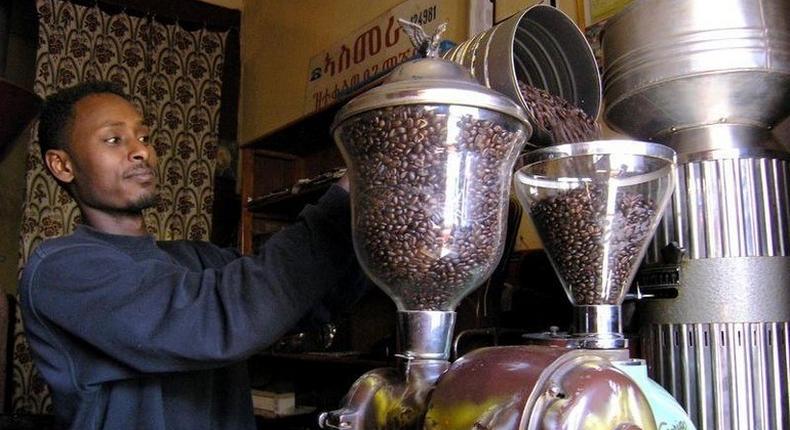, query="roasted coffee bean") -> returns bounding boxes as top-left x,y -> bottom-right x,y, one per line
341,105 -> 522,310
518,81 -> 600,144
528,184 -> 657,305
